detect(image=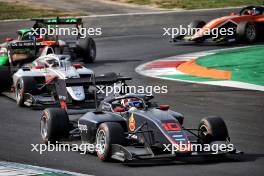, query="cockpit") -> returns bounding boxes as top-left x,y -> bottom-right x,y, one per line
111,97 -> 144,112
101,94 -> 154,113
240,6 -> 264,16
34,54 -> 71,69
